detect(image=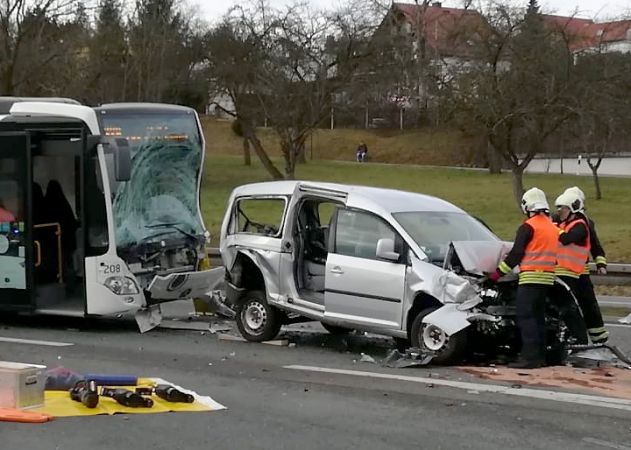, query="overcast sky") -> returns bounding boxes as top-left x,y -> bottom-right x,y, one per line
193,0 -> 630,22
